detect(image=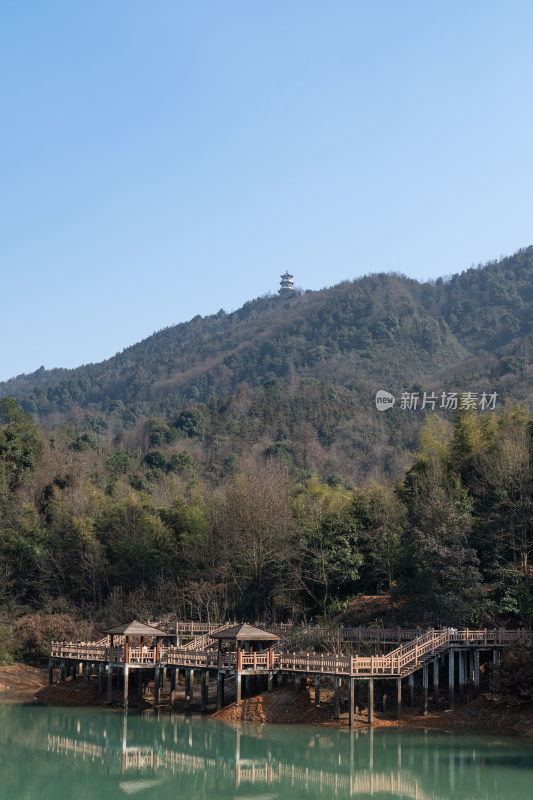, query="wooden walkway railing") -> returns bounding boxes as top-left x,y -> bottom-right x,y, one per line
51,627 -> 532,677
